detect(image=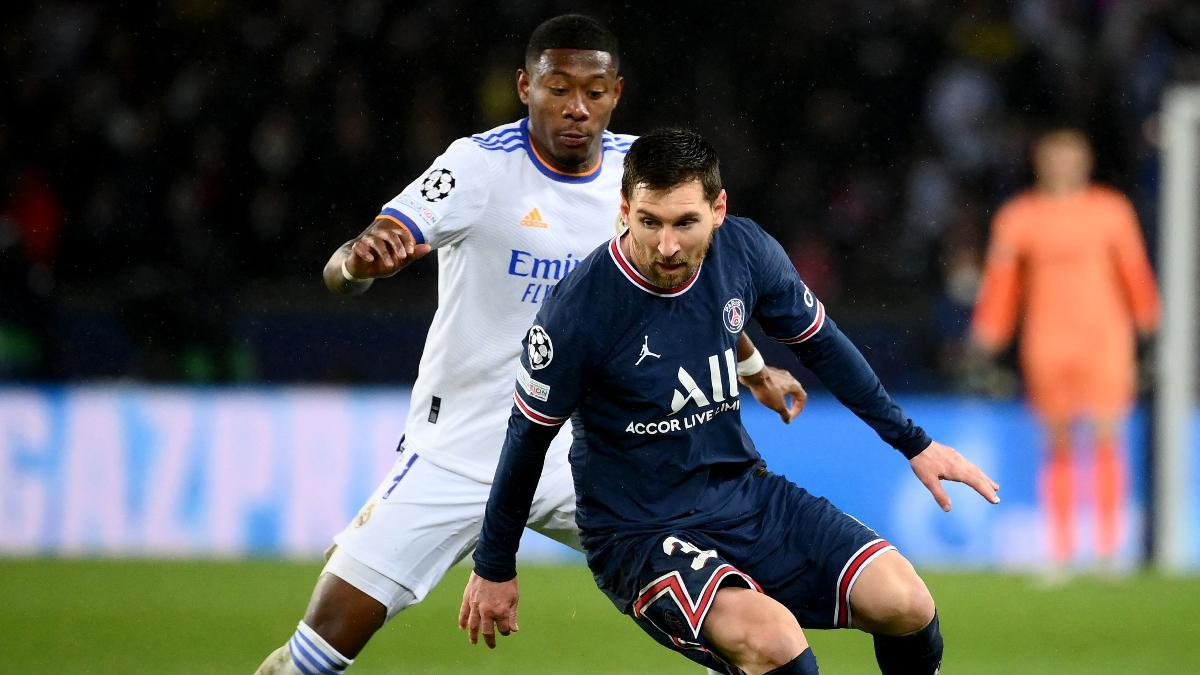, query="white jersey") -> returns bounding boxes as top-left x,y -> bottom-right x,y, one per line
379,118 -> 634,482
